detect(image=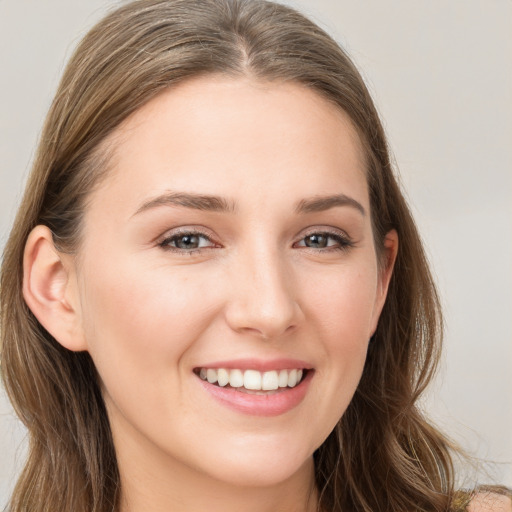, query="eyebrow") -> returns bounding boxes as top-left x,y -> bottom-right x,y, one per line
133,191 -> 365,217
133,192 -> 236,216
295,194 -> 366,216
